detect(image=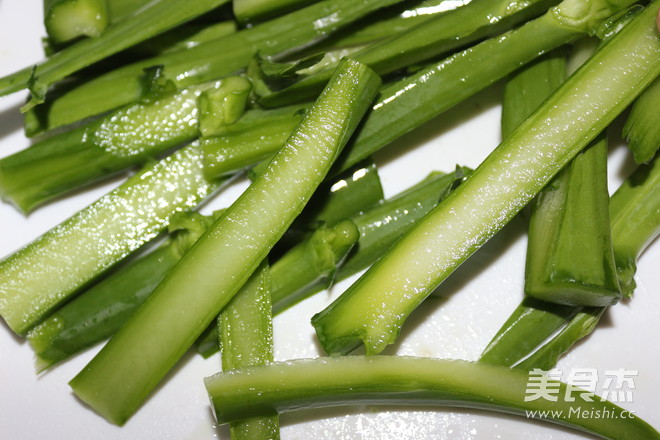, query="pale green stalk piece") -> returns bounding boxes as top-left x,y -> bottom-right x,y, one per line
69,58 -> 381,425
312,1 -> 660,355
44,0 -> 109,44
204,356 -> 660,440
0,144 -> 222,335
219,262 -> 280,440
